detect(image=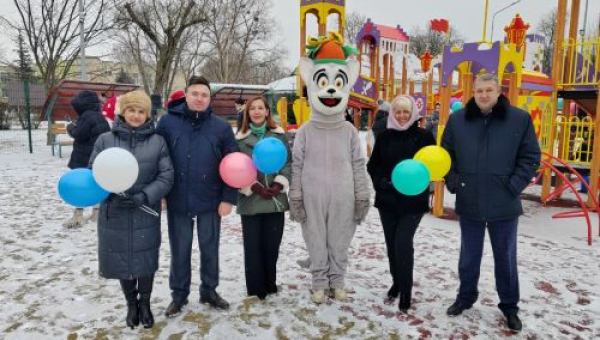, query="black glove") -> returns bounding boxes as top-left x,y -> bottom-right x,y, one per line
251,183 -> 275,200
112,193 -> 146,208
378,178 -> 394,191
131,193 -> 147,207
